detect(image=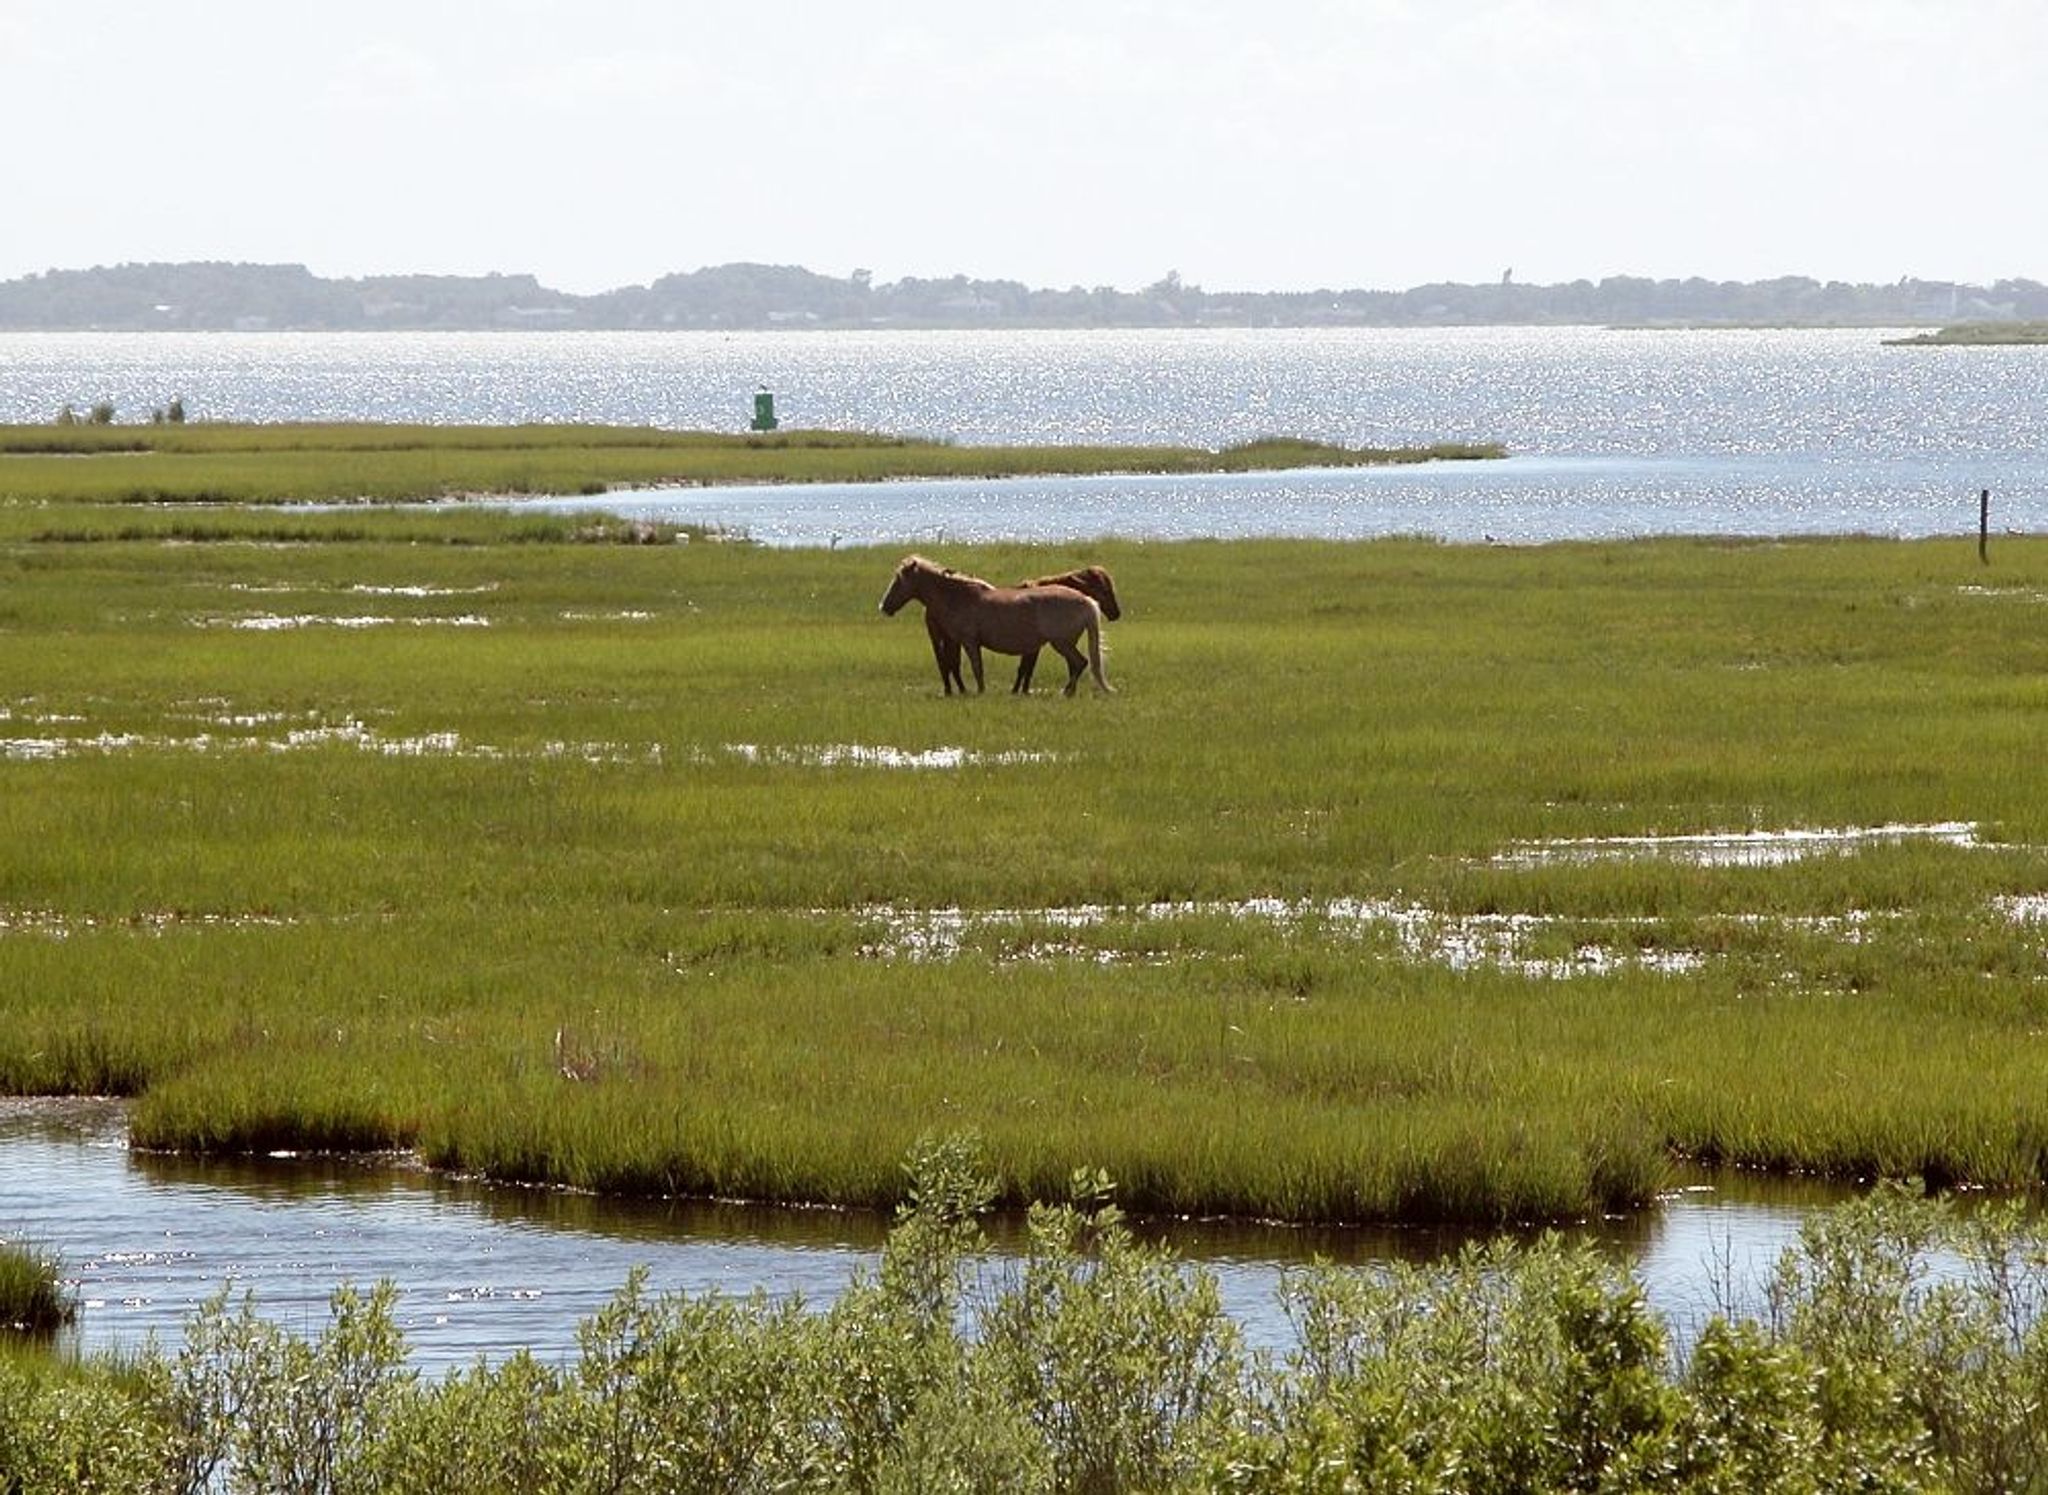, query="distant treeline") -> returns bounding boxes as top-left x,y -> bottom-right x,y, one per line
5,259 -> 2048,331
